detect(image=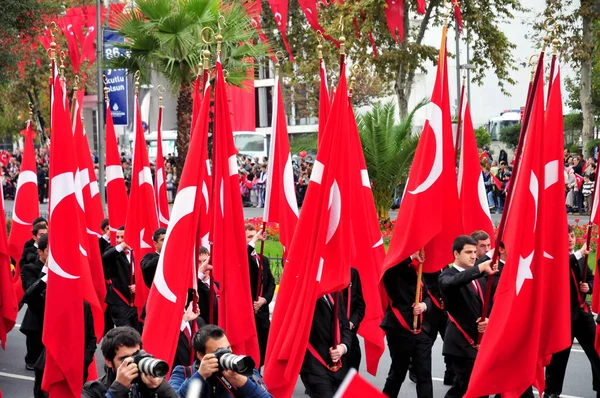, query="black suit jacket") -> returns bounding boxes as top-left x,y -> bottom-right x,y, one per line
439,266 -> 490,359
20,259 -> 45,333
247,245 -> 275,325
141,252 -> 160,289
341,268 -> 365,330
569,253 -> 594,320
102,247 -> 135,306
380,258 -> 433,336
302,295 -> 353,378
196,280 -> 219,325
173,318 -> 204,368
99,236 -> 111,255
19,241 -> 38,271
